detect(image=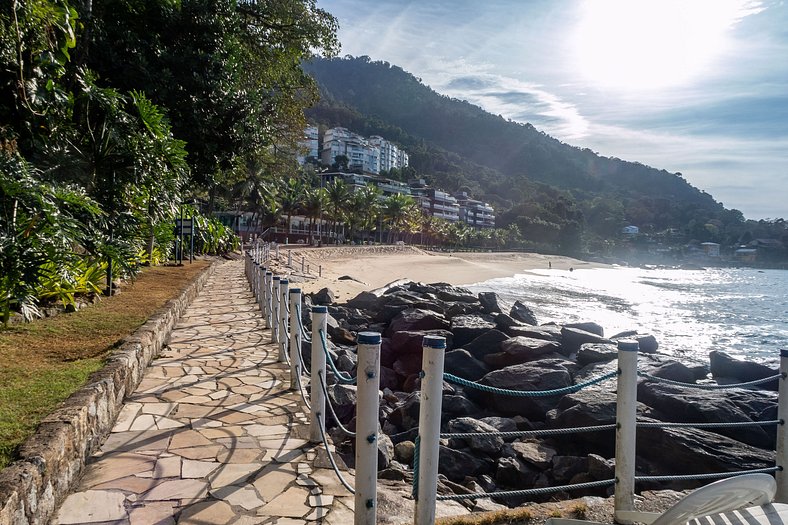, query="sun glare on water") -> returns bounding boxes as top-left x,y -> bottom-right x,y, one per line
572,0 -> 761,91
